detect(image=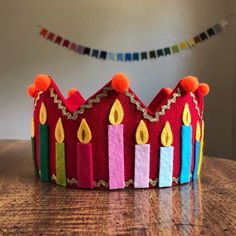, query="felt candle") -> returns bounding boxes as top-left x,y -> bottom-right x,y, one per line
55,118 -> 66,186
193,121 -> 200,181
180,103 -> 192,184
77,118 -> 93,189
134,120 -> 150,188
159,121 -> 174,187
39,102 -> 50,182
108,99 -> 124,189
31,117 -> 38,175
197,121 -> 204,176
